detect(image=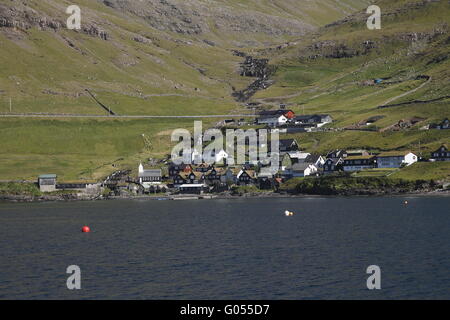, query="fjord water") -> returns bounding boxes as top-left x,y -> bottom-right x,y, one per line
0,197 -> 449,300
